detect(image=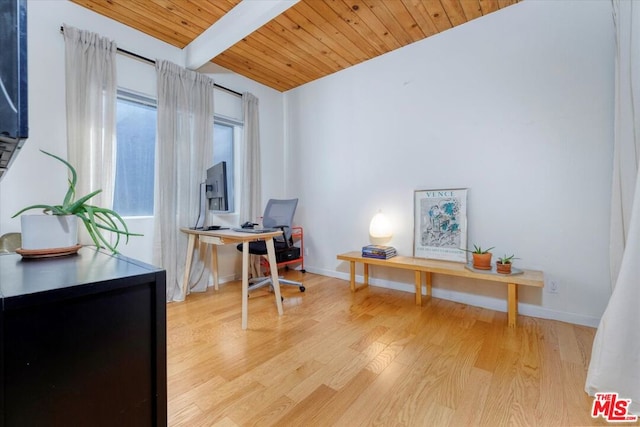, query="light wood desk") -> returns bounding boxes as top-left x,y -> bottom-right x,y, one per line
337,251 -> 544,327
181,227 -> 284,330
